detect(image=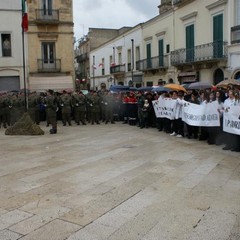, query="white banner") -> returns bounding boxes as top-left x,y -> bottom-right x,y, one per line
153,98 -> 176,120
182,101 -> 220,127
223,105 -> 240,135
